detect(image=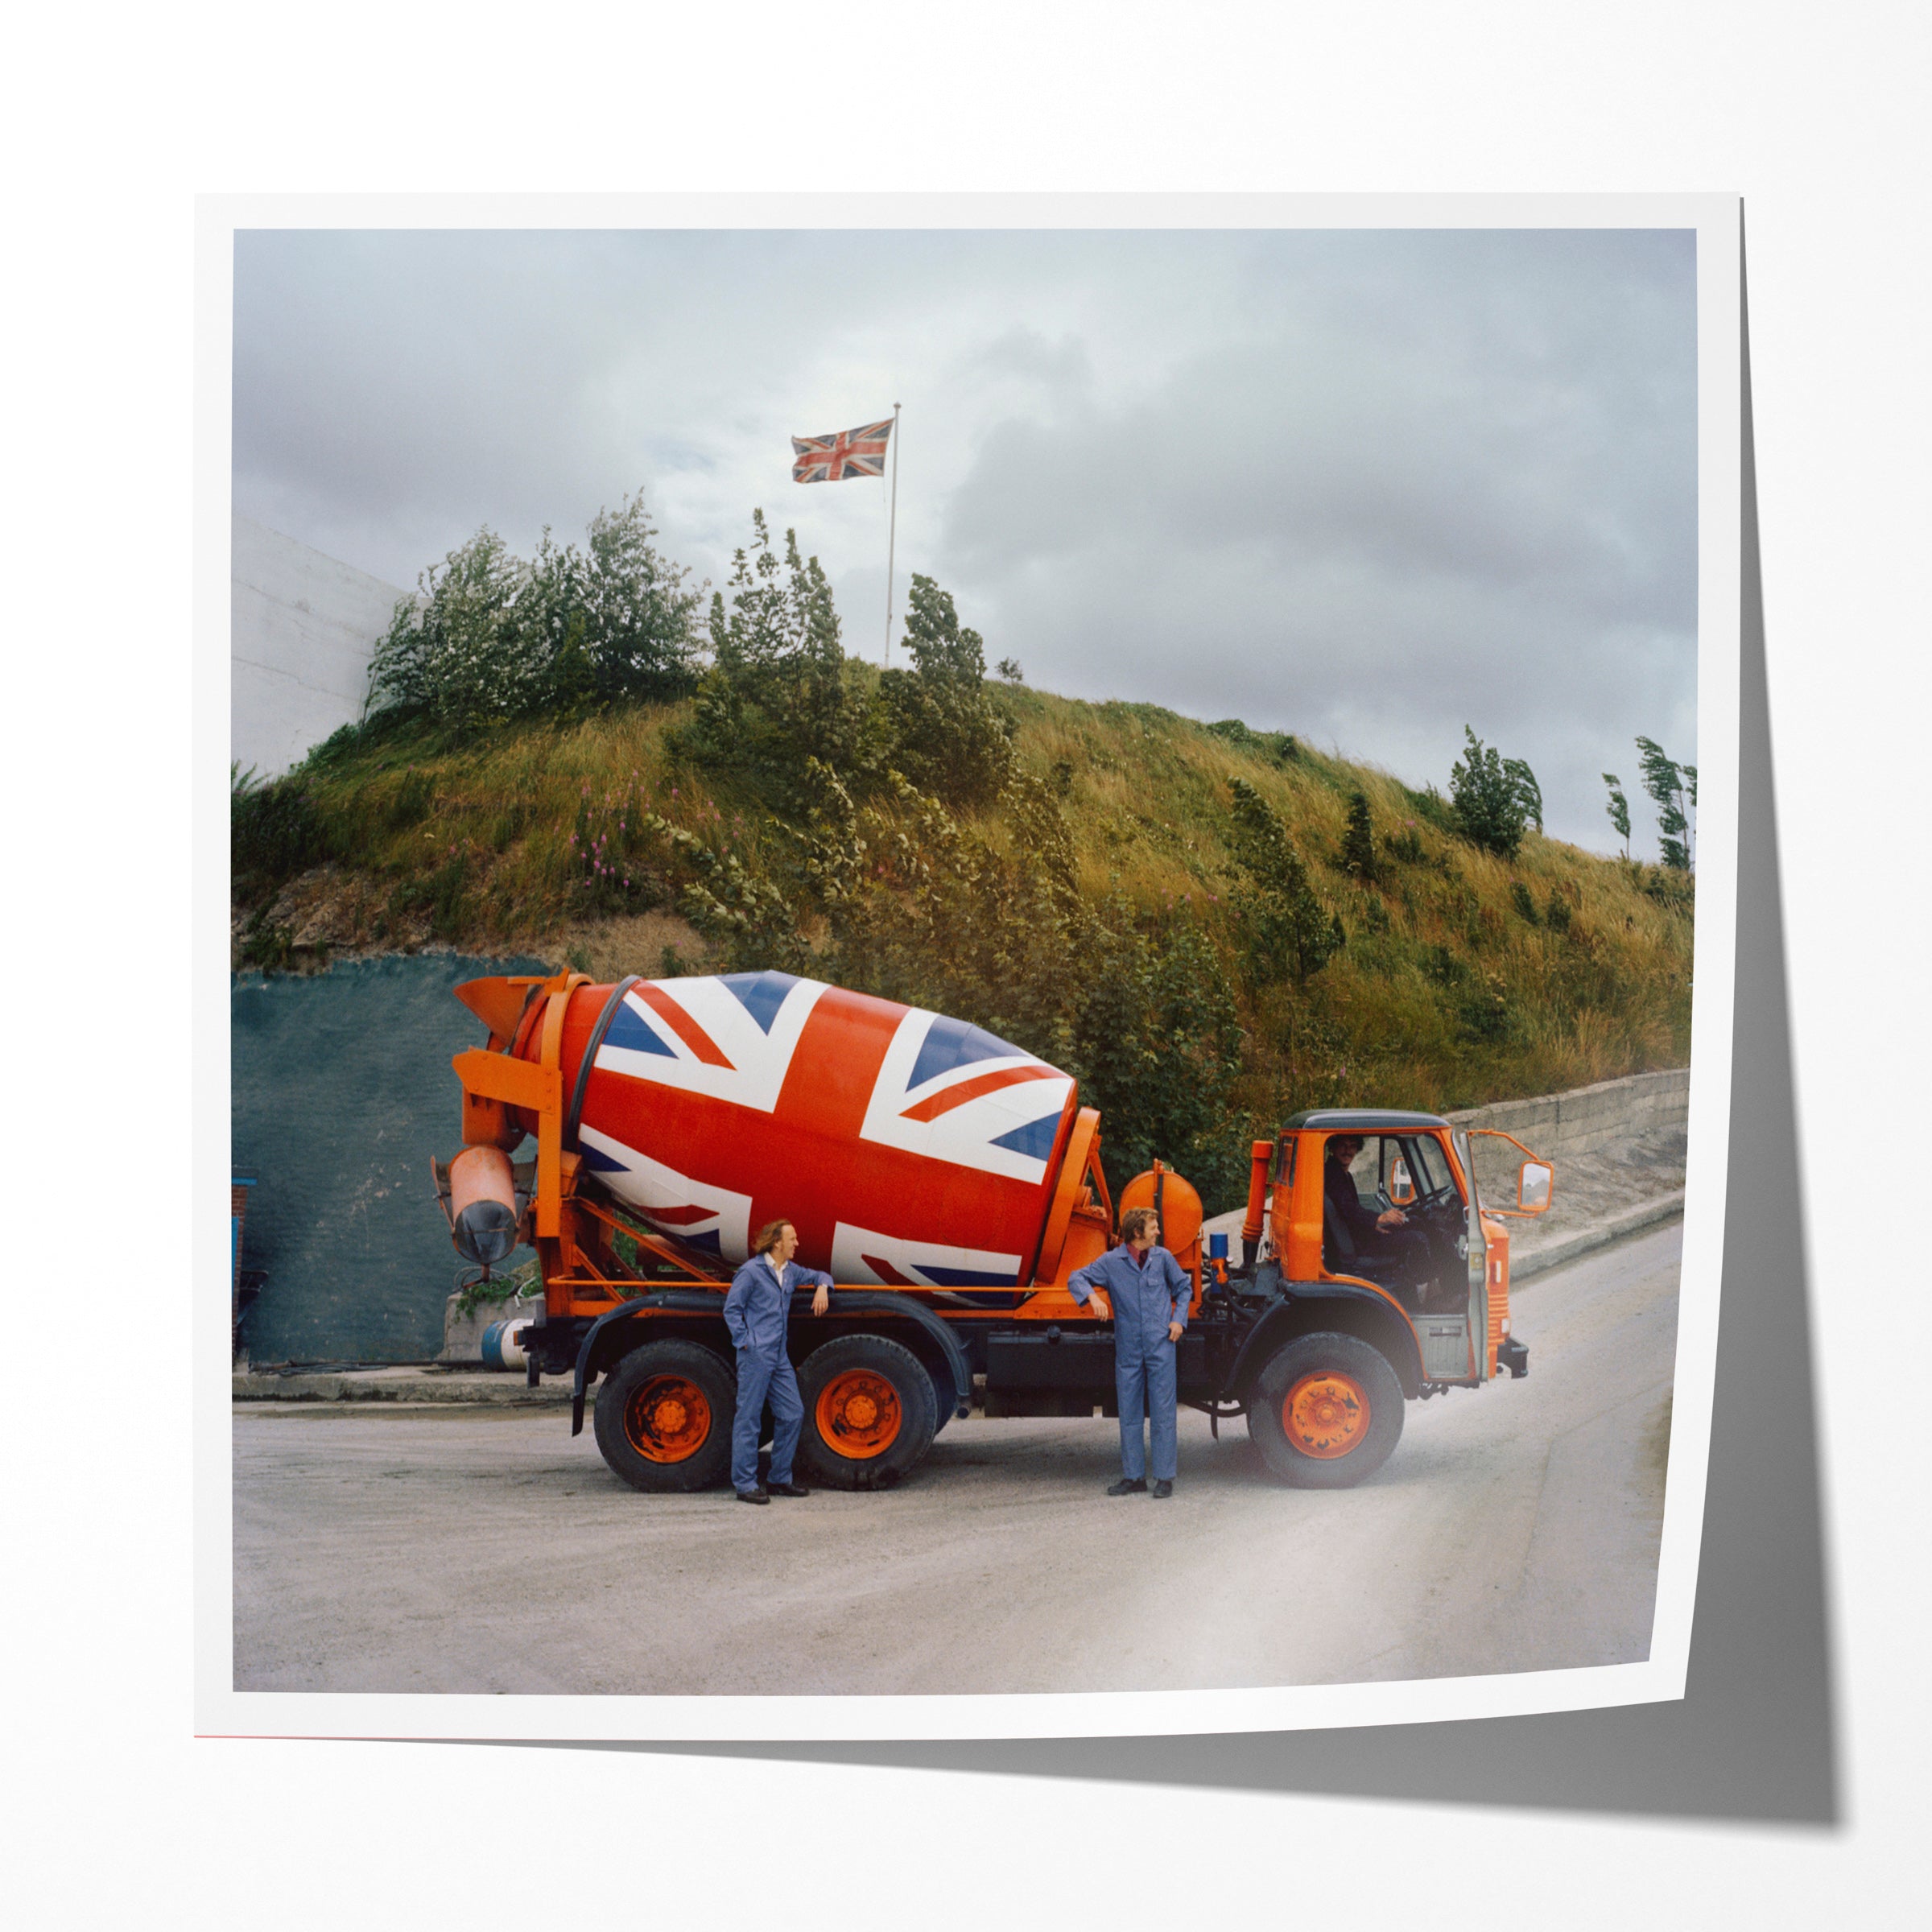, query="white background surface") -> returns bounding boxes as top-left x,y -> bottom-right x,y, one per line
9,3 -> 1925,1925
